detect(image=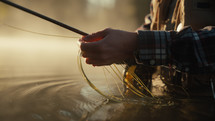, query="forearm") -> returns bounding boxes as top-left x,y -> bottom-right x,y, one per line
135,26 -> 215,74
